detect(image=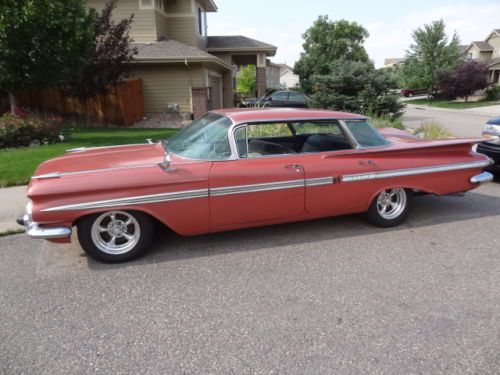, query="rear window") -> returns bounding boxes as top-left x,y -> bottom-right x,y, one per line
344,121 -> 389,148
